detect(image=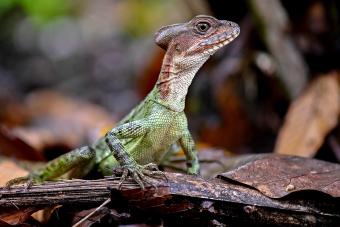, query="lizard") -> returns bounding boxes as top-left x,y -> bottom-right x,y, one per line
6,15 -> 240,189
